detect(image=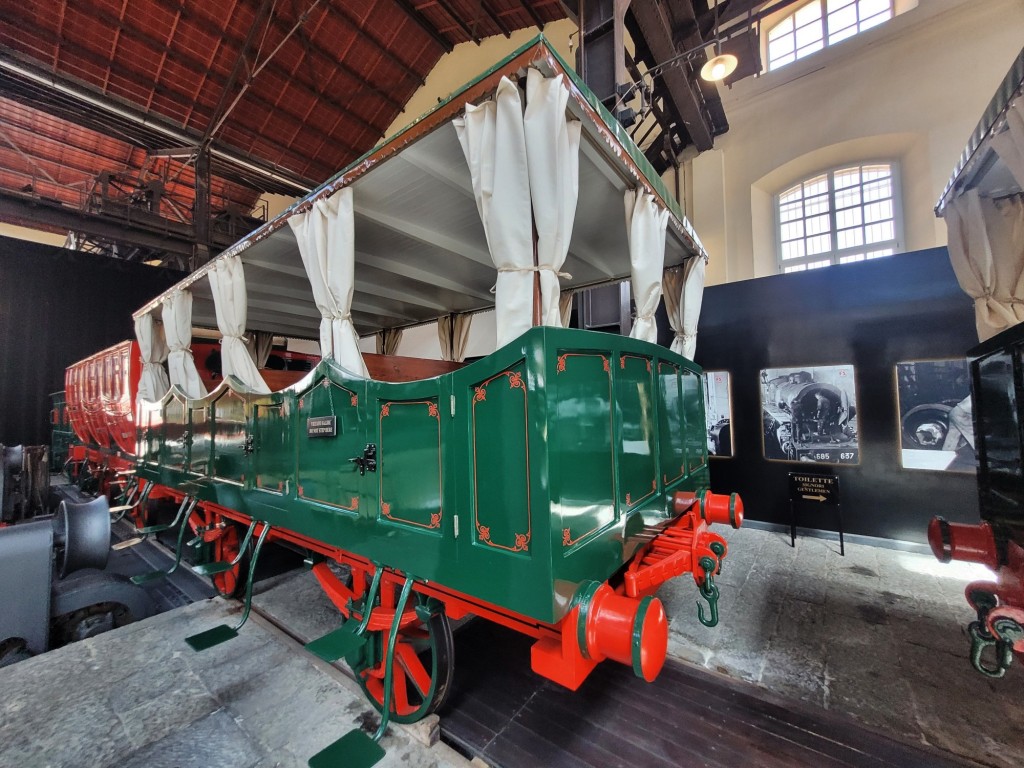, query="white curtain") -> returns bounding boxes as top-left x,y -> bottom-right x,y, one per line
246,330 -> 274,368
944,189 -> 1024,341
438,313 -> 472,362
992,99 -> 1024,189
662,257 -> 706,359
454,76 -> 534,348
625,190 -> 669,343
376,328 -> 403,356
133,311 -> 170,404
524,69 -> 582,327
287,188 -> 369,377
559,291 -> 574,328
162,290 -> 208,399
208,255 -> 270,394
